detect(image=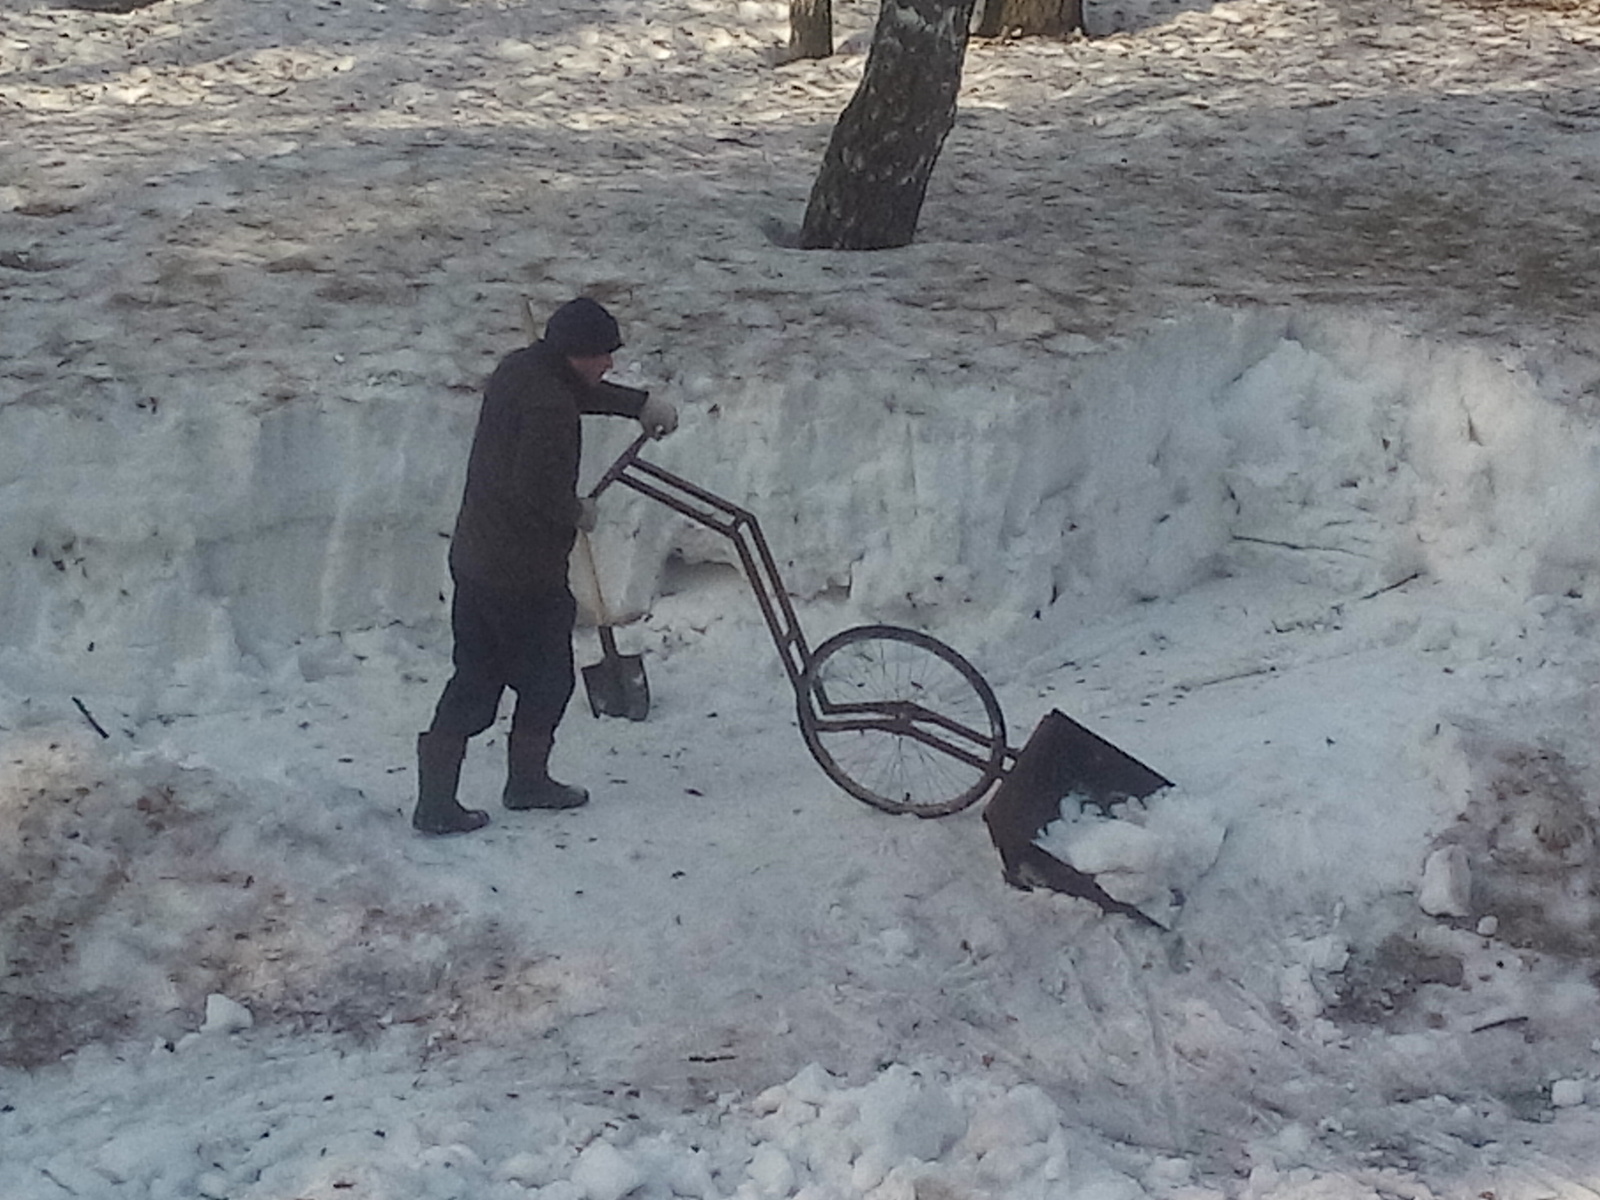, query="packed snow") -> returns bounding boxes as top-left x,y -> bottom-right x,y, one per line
4,0 -> 1600,1196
